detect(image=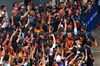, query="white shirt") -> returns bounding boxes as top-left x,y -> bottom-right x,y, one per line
5,11 -> 9,23
49,43 -> 56,55
65,61 -> 68,66
0,57 -> 3,64
1,11 -> 9,28
52,0 -> 56,6
74,28 -> 78,35
24,62 -> 28,66
7,64 -> 10,66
